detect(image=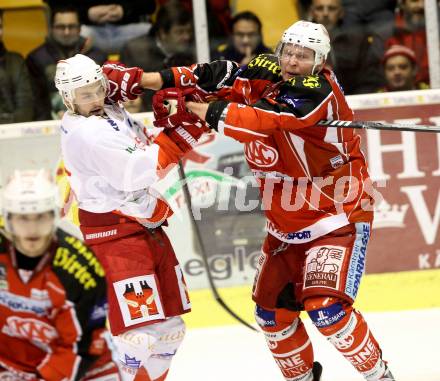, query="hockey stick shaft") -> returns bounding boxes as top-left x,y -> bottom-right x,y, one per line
317,120 -> 440,133
177,161 -> 257,332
